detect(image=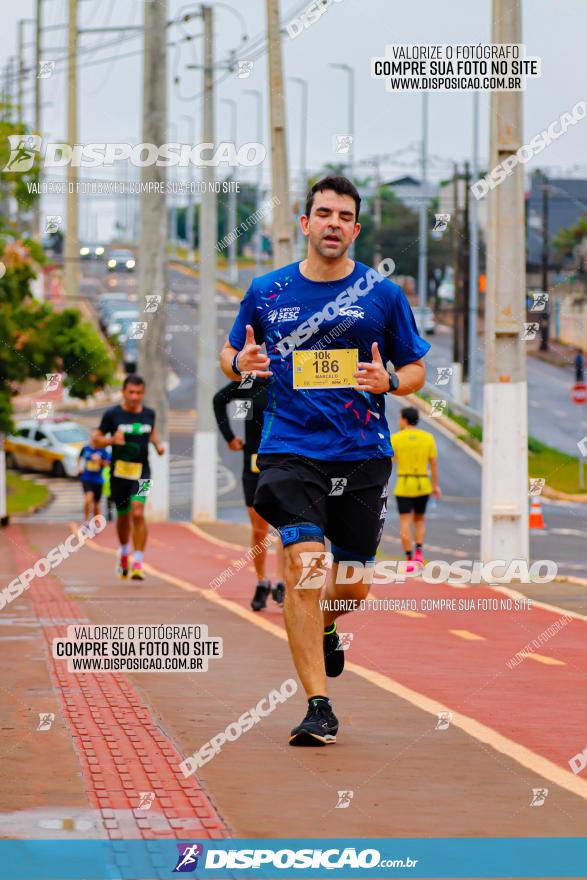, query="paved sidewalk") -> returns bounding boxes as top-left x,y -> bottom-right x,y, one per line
1,519 -> 587,844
